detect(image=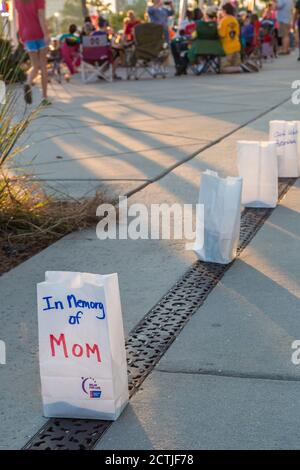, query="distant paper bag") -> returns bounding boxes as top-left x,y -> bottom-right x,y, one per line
237,141 -> 278,208
194,170 -> 242,265
269,120 -> 300,177
37,271 -> 129,421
